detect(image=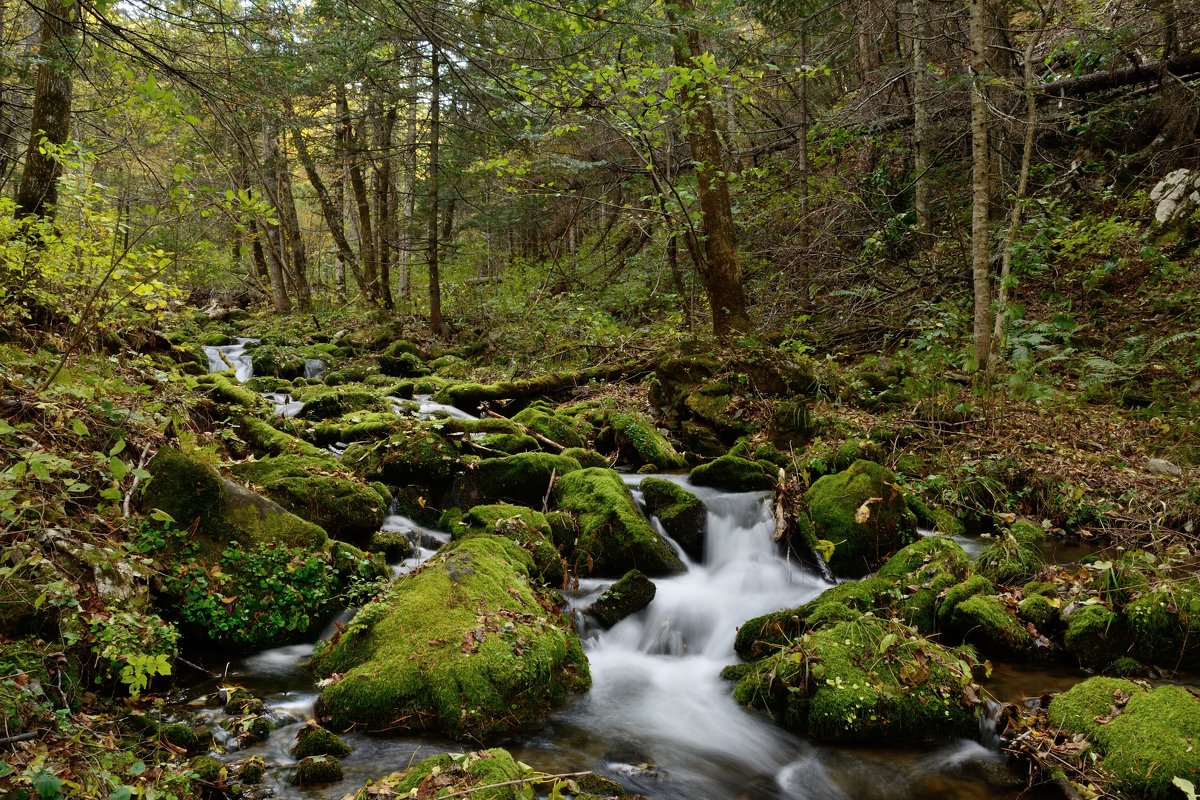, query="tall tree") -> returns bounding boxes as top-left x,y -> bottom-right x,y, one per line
969,0 -> 992,371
